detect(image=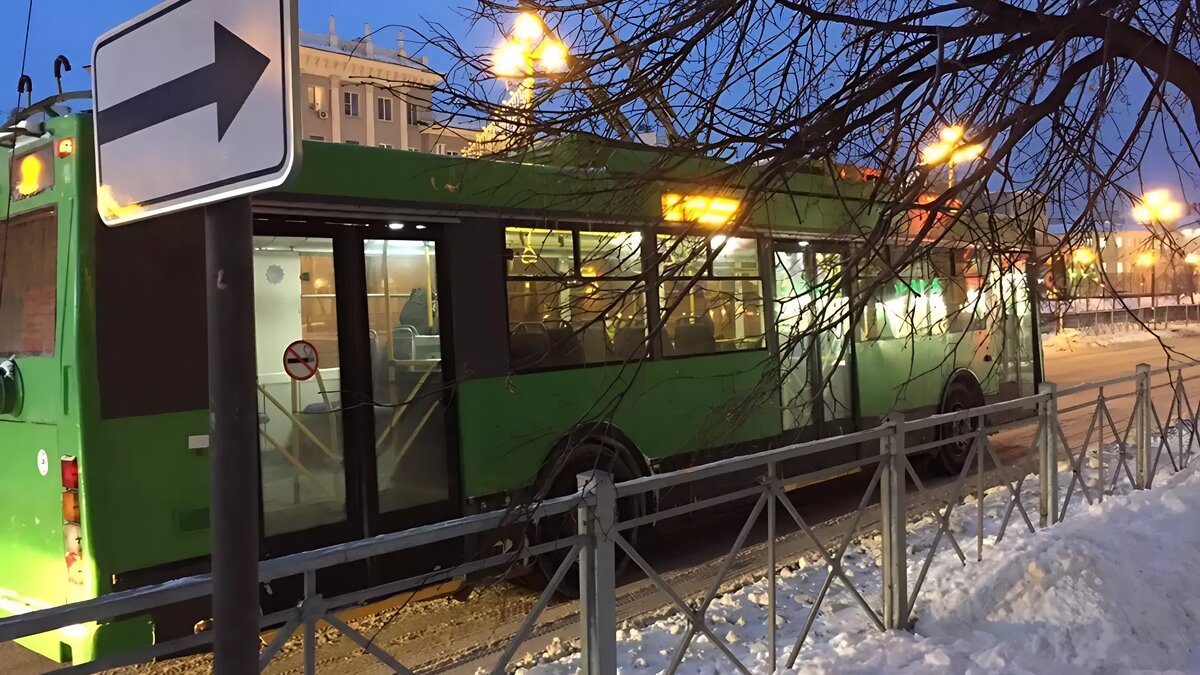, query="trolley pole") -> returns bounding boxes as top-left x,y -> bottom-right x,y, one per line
205,196 -> 260,672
